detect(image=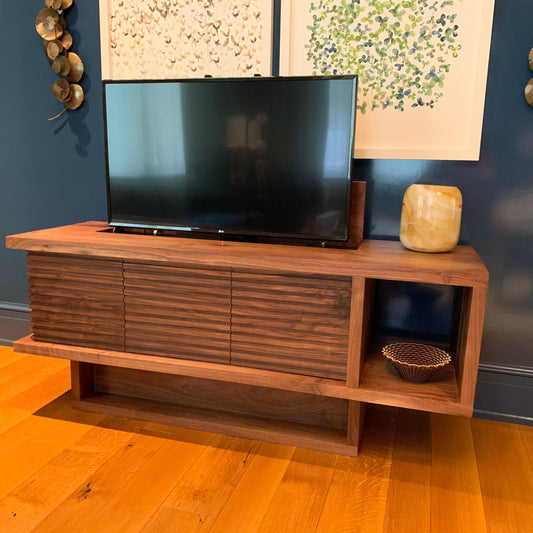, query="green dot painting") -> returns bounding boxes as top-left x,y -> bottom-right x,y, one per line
307,0 -> 463,113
